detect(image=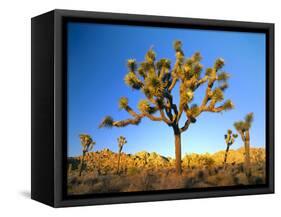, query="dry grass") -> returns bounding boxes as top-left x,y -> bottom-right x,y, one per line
67,147 -> 266,195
